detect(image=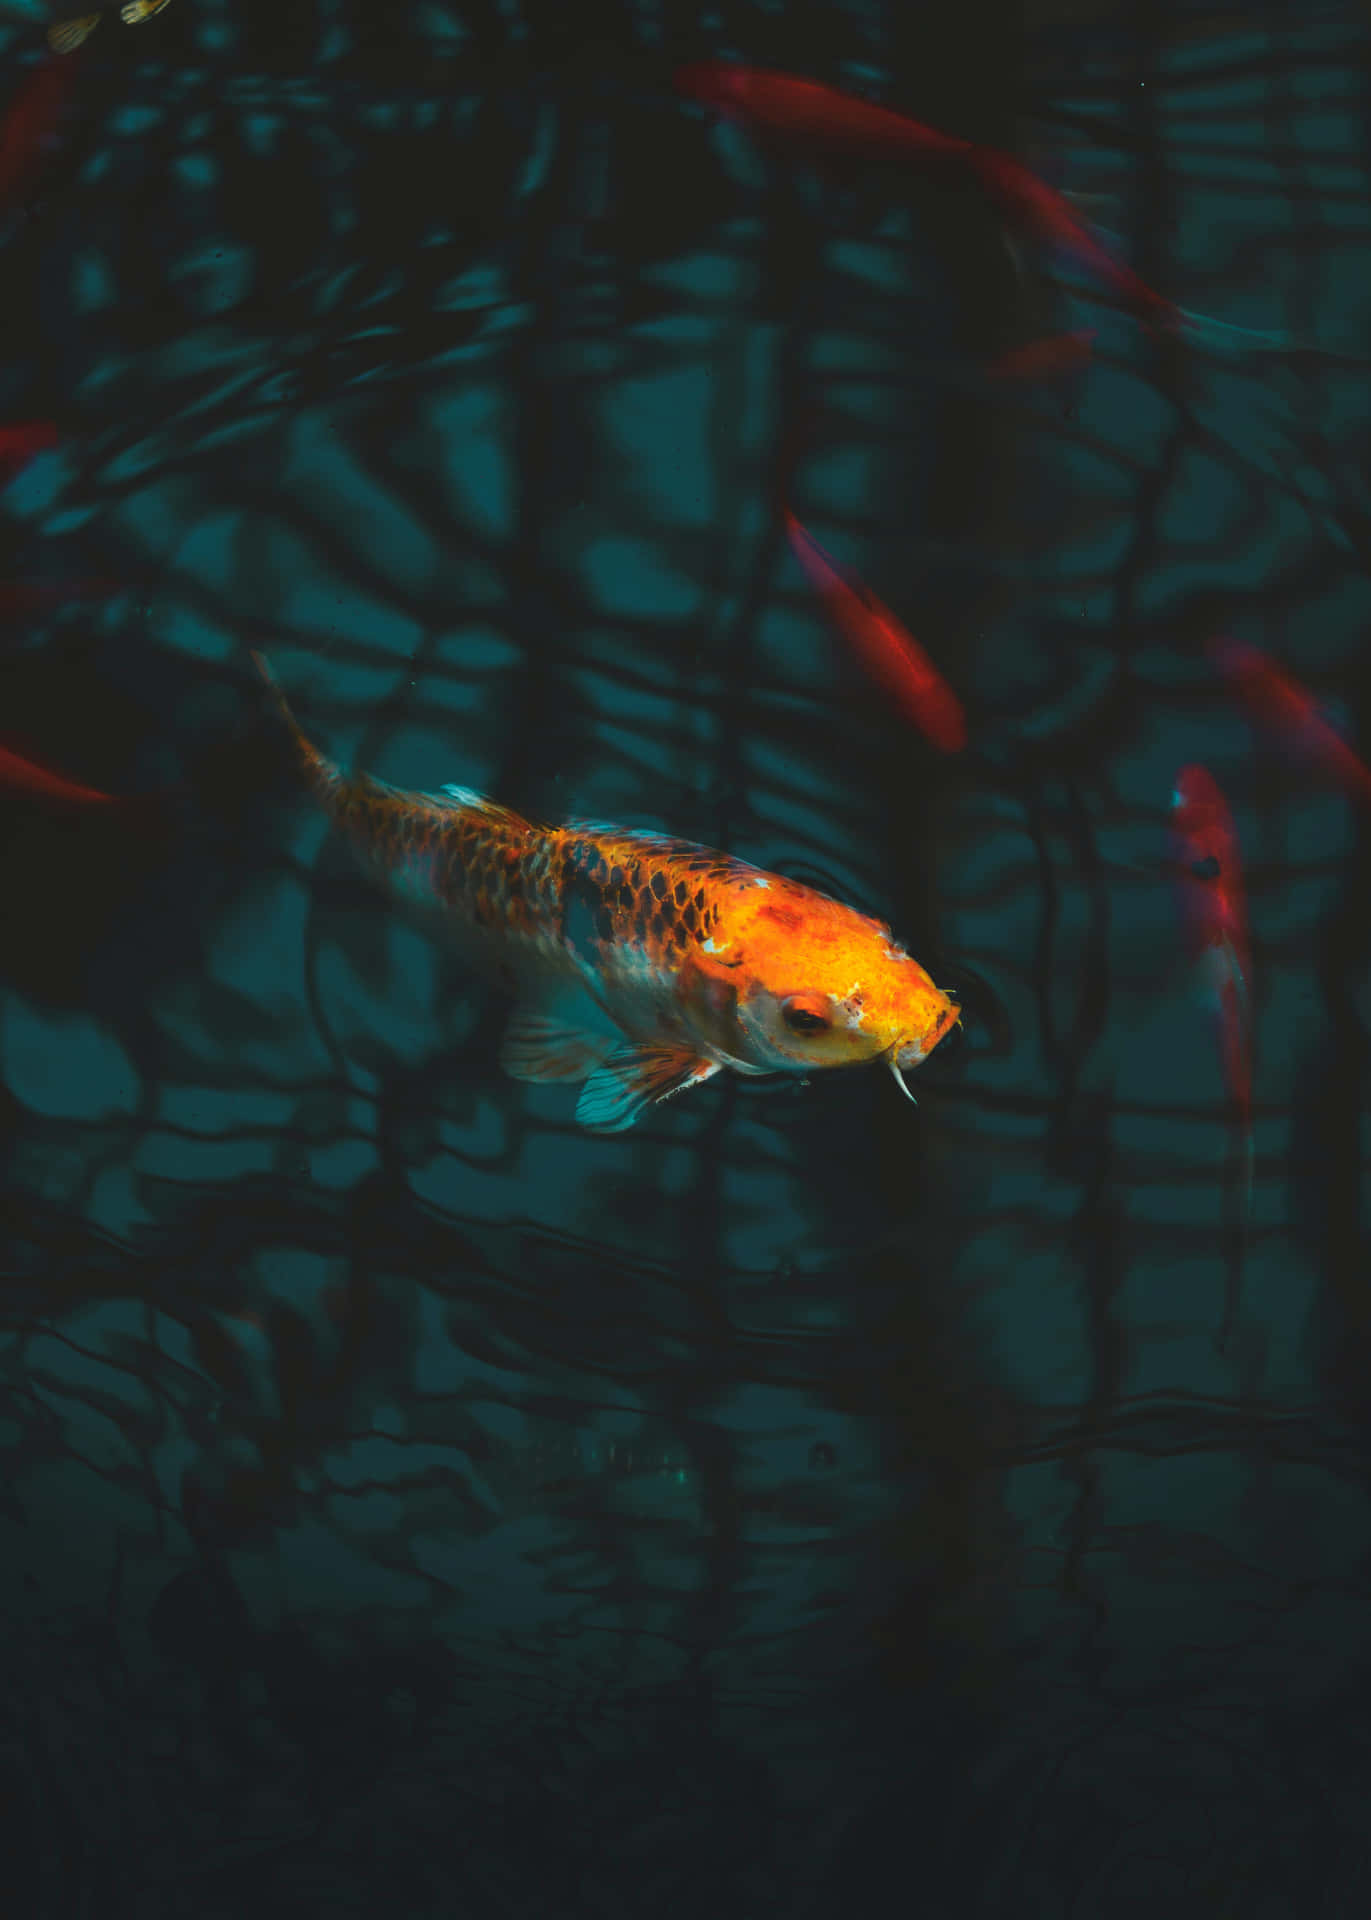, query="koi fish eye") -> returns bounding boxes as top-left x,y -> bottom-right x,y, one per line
780,993 -> 833,1035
